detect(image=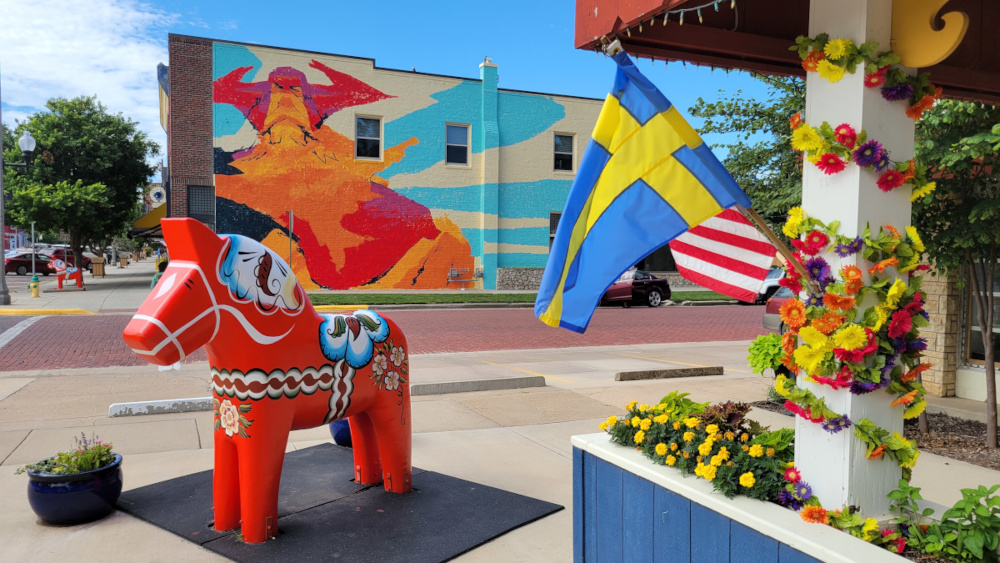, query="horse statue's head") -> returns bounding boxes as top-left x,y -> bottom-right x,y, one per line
123,218 -> 306,366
